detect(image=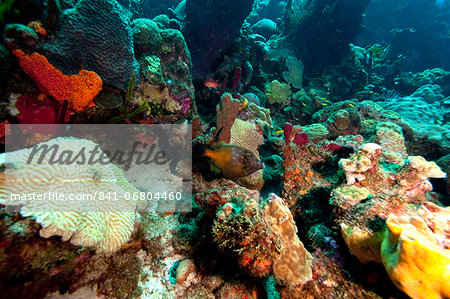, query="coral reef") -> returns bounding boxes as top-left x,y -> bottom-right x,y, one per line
40,0 -> 139,90
0,137 -> 138,253
183,0 -> 254,76
212,193 -> 312,285
265,80 -> 292,107
213,197 -> 283,277
333,139 -> 448,299
0,0 -> 449,298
